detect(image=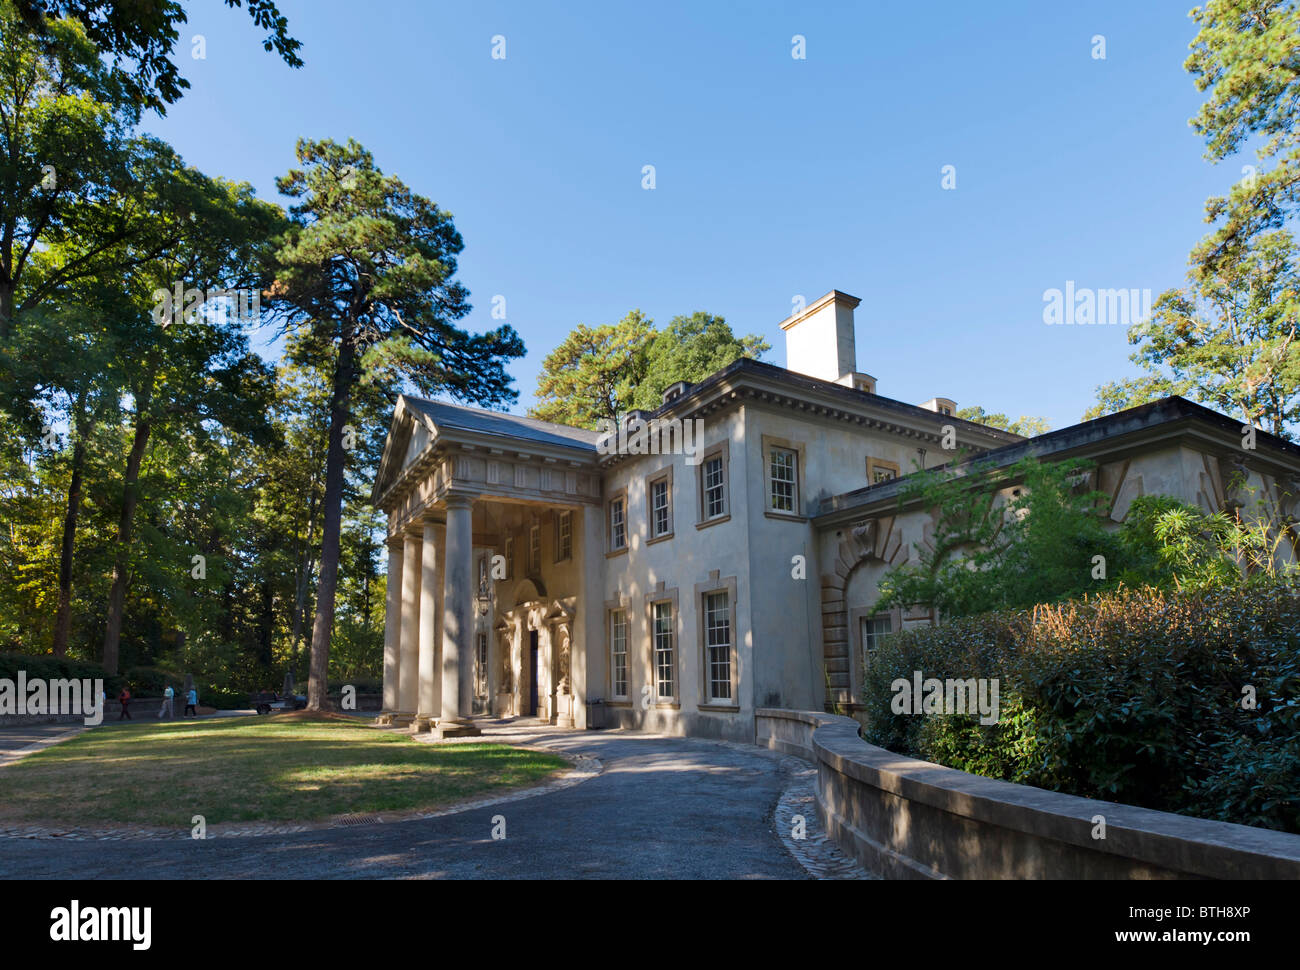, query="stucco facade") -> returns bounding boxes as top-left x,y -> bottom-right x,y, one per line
372,290 -> 1300,737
